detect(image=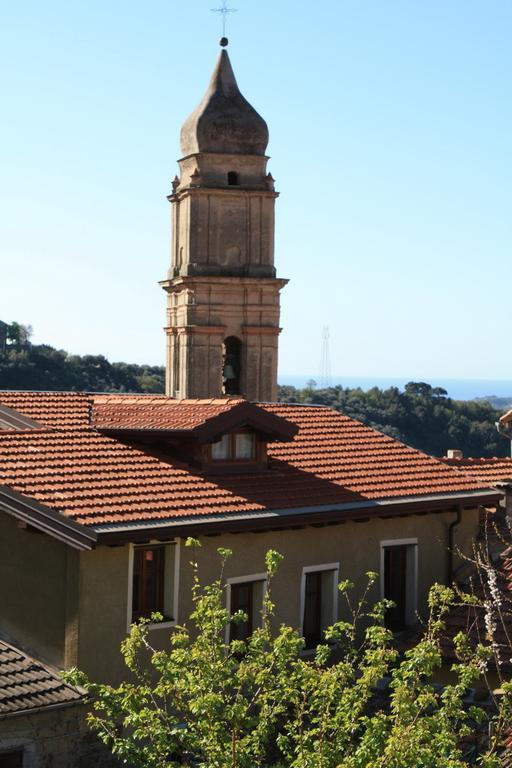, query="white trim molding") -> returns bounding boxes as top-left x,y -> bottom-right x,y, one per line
126,538 -> 181,632
225,572 -> 268,643
299,562 -> 340,638
379,538 -> 418,625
